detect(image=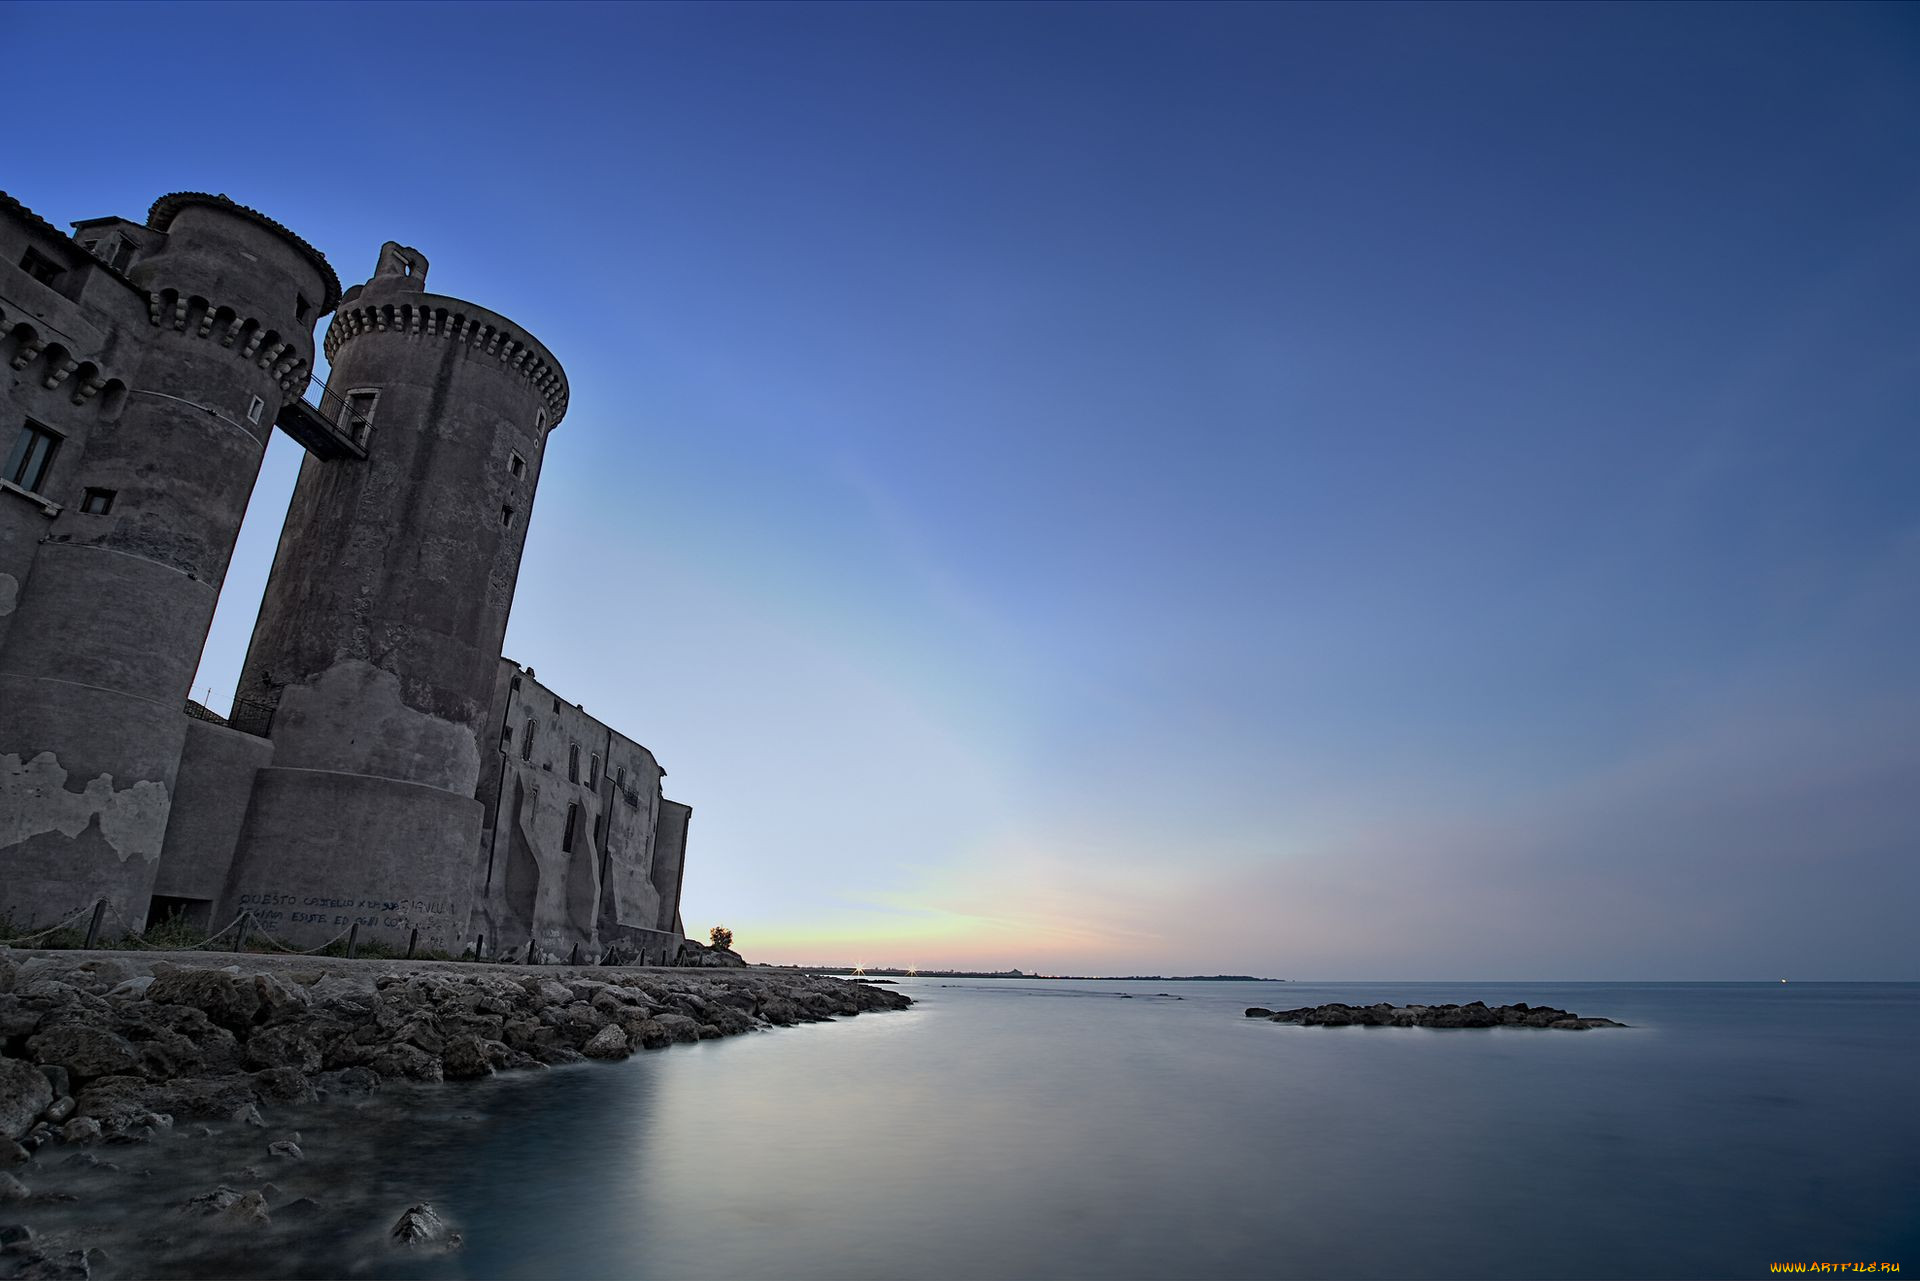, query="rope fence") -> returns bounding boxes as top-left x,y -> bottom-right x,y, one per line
0,903 -> 99,947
